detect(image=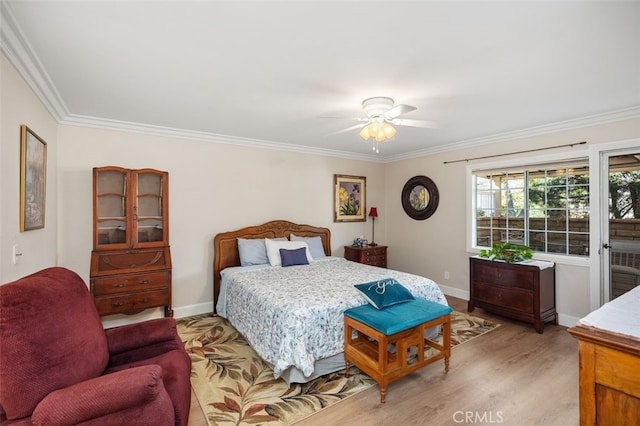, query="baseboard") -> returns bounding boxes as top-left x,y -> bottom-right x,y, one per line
439,284 -> 470,301
173,301 -> 214,319
557,313 -> 580,328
